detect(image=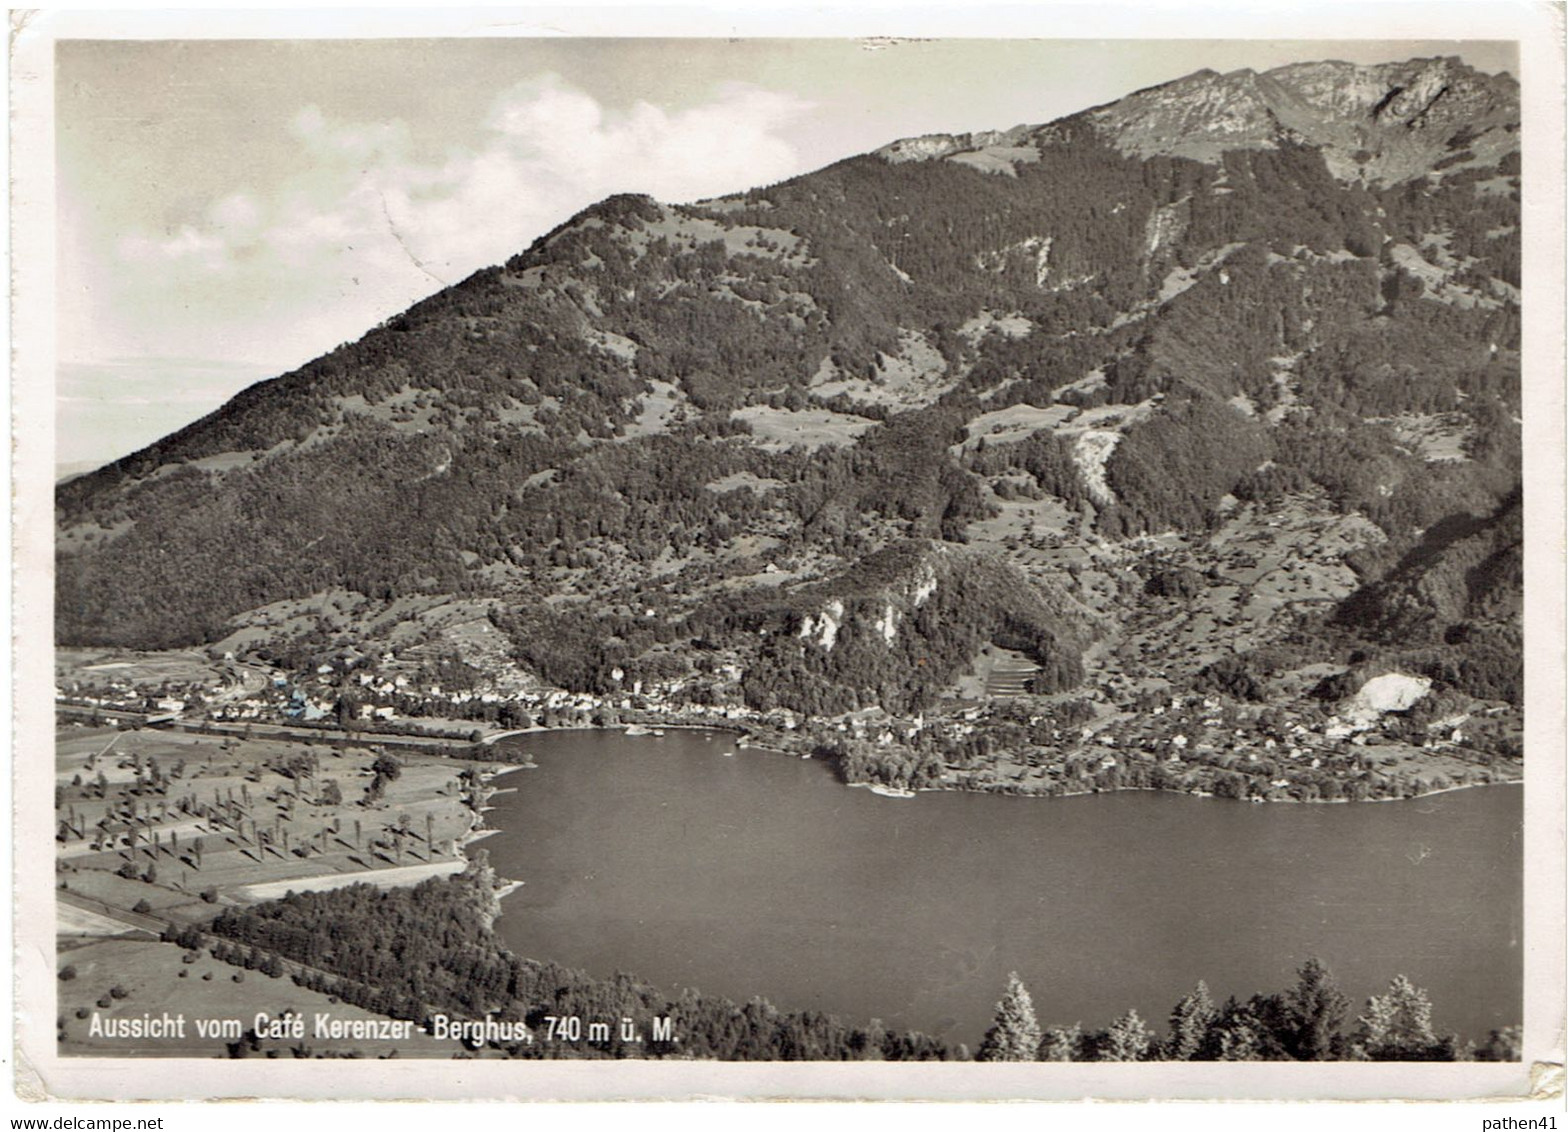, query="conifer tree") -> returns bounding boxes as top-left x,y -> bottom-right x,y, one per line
1475,1025 -> 1522,1062
1281,957 -> 1349,1060
976,972 -> 1042,1062
1166,980 -> 1218,1060
1215,1012 -> 1267,1061
1100,1008 -> 1152,1062
1039,1023 -> 1083,1062
1355,974 -> 1441,1060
